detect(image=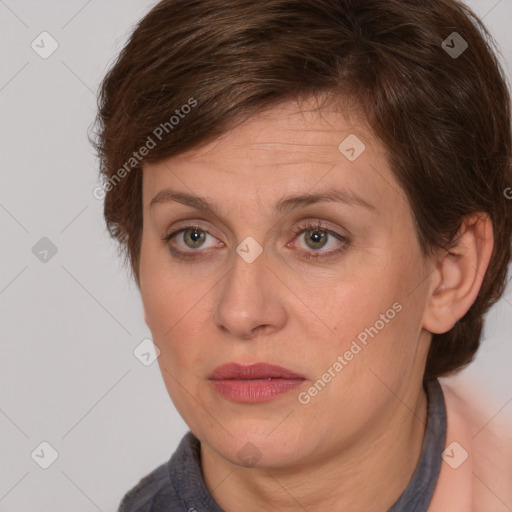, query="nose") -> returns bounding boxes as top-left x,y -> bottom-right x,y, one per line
211,246 -> 287,341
